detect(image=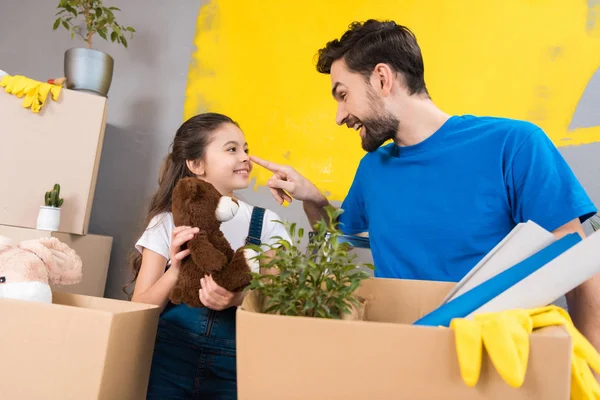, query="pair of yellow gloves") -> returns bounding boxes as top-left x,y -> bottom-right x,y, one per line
0,75 -> 62,113
450,305 -> 600,399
